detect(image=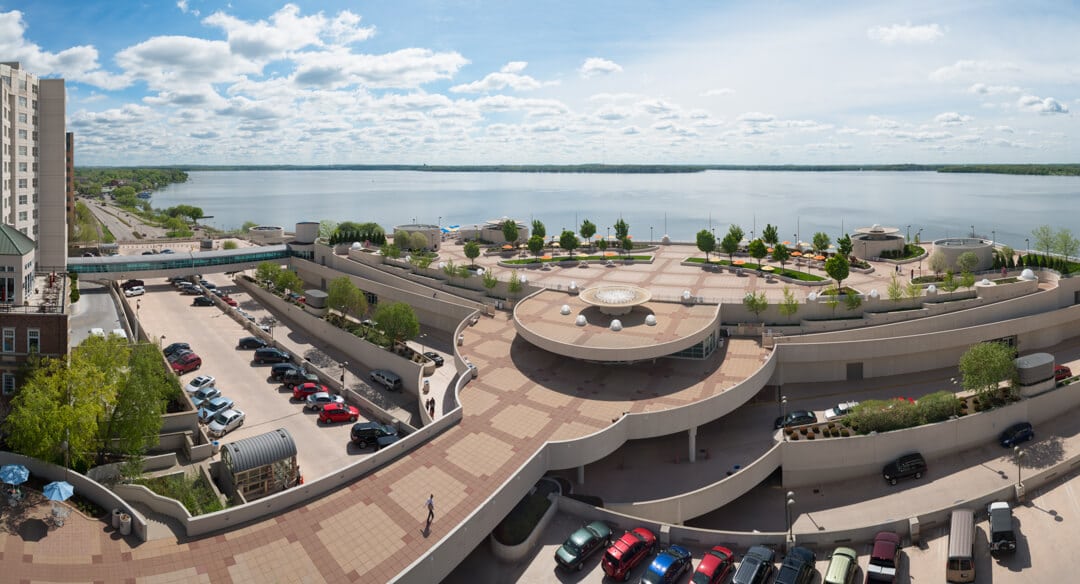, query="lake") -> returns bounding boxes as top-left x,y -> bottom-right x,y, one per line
152,170 -> 1079,249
